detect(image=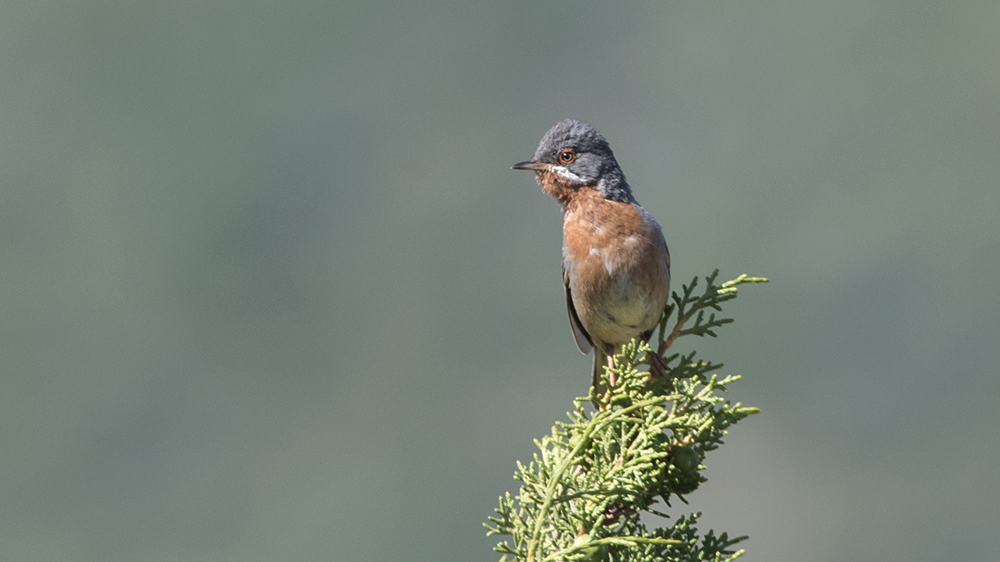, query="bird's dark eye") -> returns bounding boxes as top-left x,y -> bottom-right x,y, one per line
558,149 -> 576,165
